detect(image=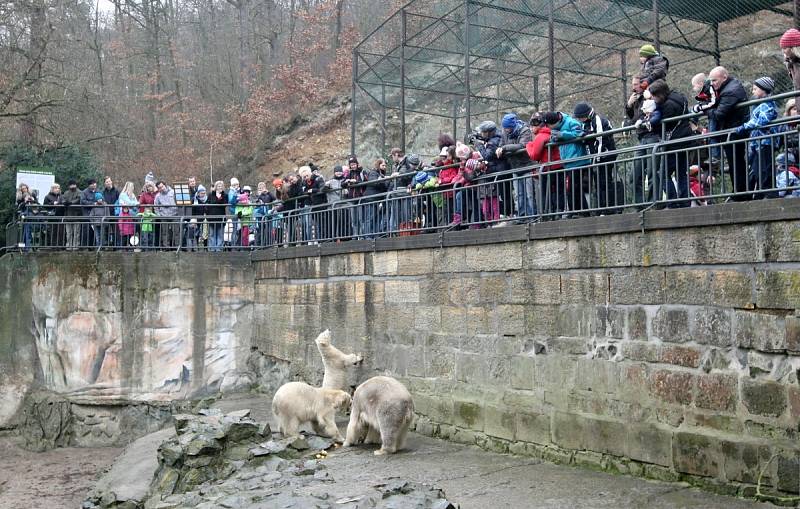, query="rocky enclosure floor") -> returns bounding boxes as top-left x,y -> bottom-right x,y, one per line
0,437 -> 121,509
0,393 -> 779,508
